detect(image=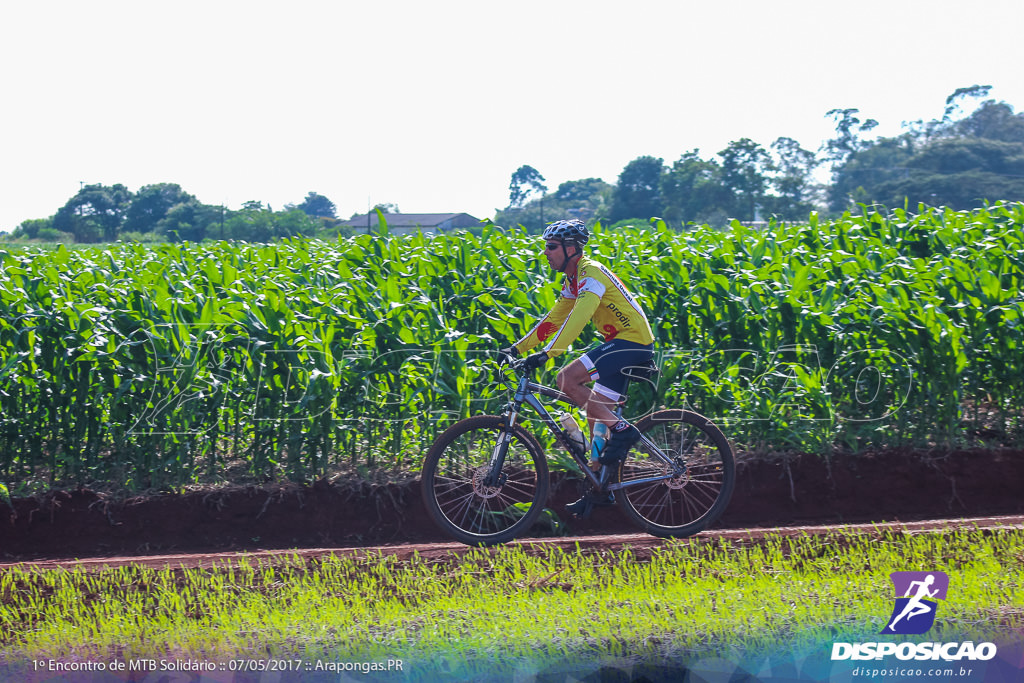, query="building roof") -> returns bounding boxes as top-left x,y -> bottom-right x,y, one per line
341,212 -> 482,229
